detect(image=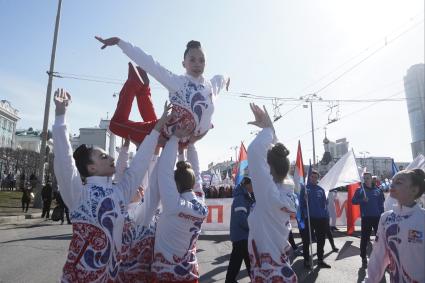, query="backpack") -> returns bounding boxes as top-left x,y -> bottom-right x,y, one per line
51,206 -> 64,222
